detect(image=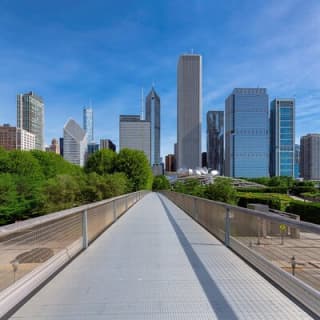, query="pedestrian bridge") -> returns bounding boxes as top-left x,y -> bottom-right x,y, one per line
0,192 -> 319,319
